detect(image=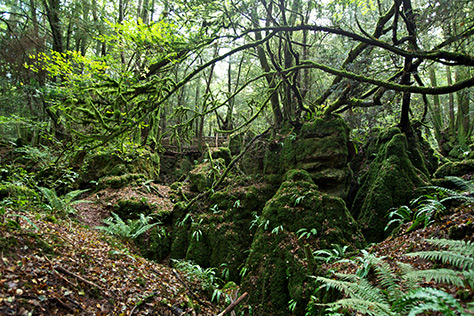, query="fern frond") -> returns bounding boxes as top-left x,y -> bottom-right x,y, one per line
425,238 -> 474,255
64,189 -> 90,203
445,176 -> 474,192
405,268 -> 465,287
421,185 -> 459,197
393,288 -> 465,316
407,250 -> 474,270
373,261 -> 405,301
322,298 -> 394,316
316,276 -> 389,306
